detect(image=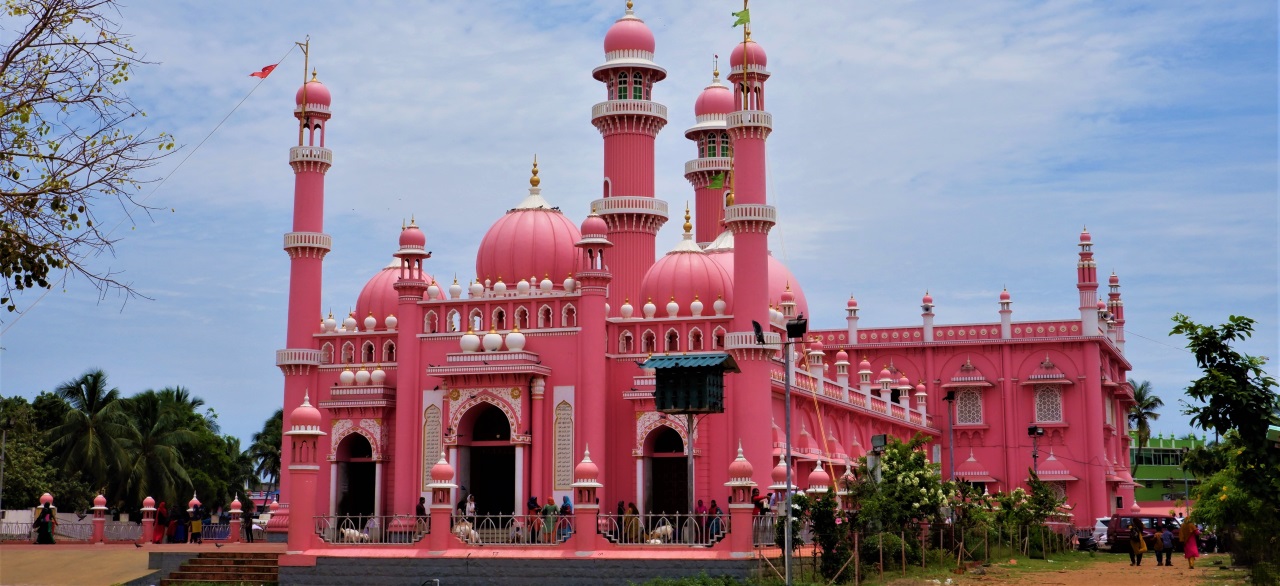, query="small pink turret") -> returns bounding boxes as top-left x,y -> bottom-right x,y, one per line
283,392 -> 326,554
921,290 -> 935,339
999,288 -> 1013,339
845,295 -> 860,341
1107,272 -> 1126,352
1077,227 -> 1099,334
393,216 -> 431,518
685,59 -> 734,245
